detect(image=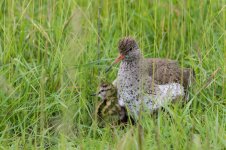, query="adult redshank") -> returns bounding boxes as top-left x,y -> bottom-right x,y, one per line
110,37 -> 194,118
